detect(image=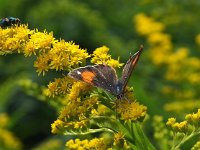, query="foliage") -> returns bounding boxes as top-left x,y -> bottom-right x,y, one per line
0,0 -> 200,149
